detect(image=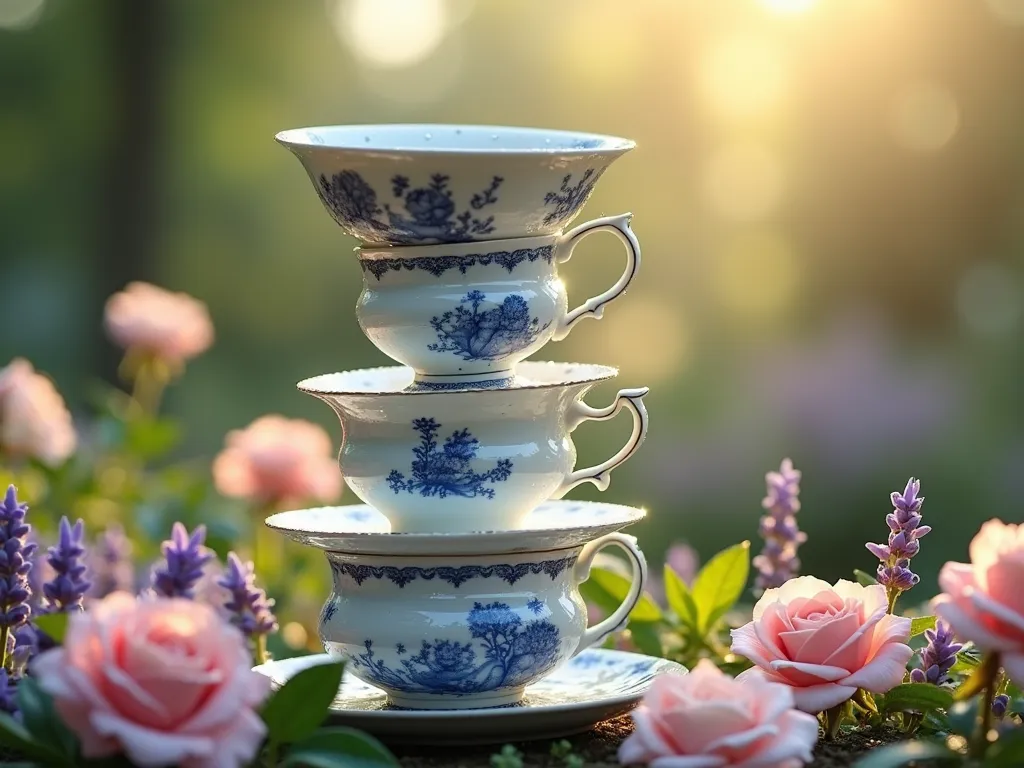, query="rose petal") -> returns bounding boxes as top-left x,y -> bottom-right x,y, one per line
1002,653 -> 1024,690
735,709 -> 819,768
704,722 -> 778,753
770,660 -> 851,685
822,607 -> 887,670
752,577 -> 833,620
91,710 -> 214,768
839,642 -> 914,693
648,756 -> 729,768
933,595 -> 1018,652
181,708 -> 266,768
968,588 -> 1024,640
730,623 -> 776,669
790,683 -> 856,713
